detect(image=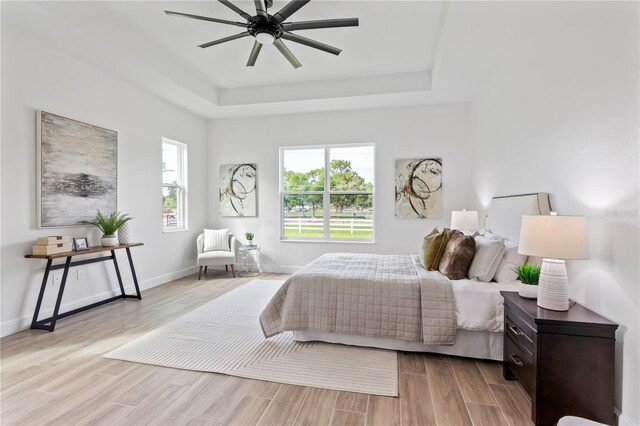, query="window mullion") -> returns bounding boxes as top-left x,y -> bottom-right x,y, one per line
323,147 -> 330,240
